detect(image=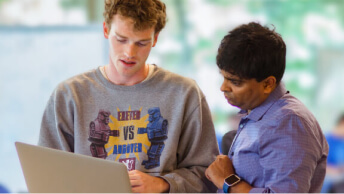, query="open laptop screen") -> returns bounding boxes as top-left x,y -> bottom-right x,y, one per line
15,141 -> 132,193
